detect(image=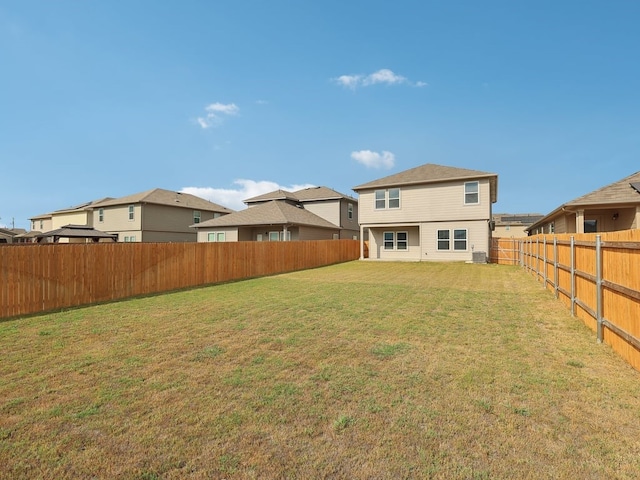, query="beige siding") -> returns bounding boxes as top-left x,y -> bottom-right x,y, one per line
493,225 -> 528,238
298,226 -> 338,241
196,228 -> 239,242
32,218 -> 53,232
368,227 -> 421,261
95,204 -> 142,233
303,200 -> 340,225
52,211 -> 91,229
358,179 -> 492,224
421,221 -> 490,261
